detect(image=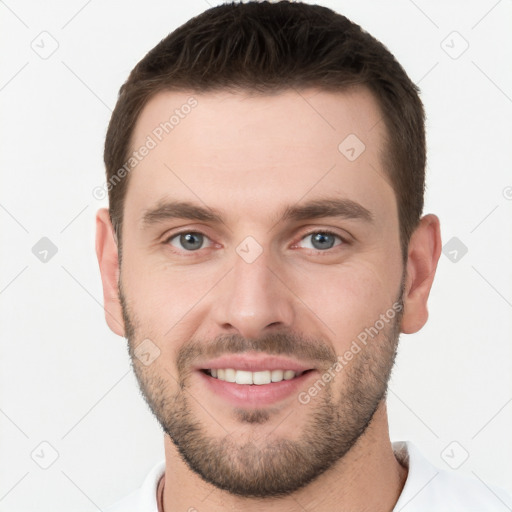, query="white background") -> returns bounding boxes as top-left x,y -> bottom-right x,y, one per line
0,0 -> 511,510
